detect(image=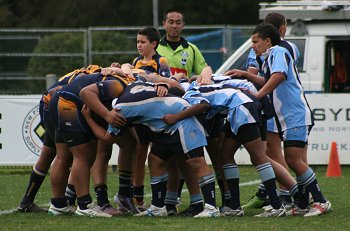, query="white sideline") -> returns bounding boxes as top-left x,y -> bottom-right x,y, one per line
0,179 -> 260,216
